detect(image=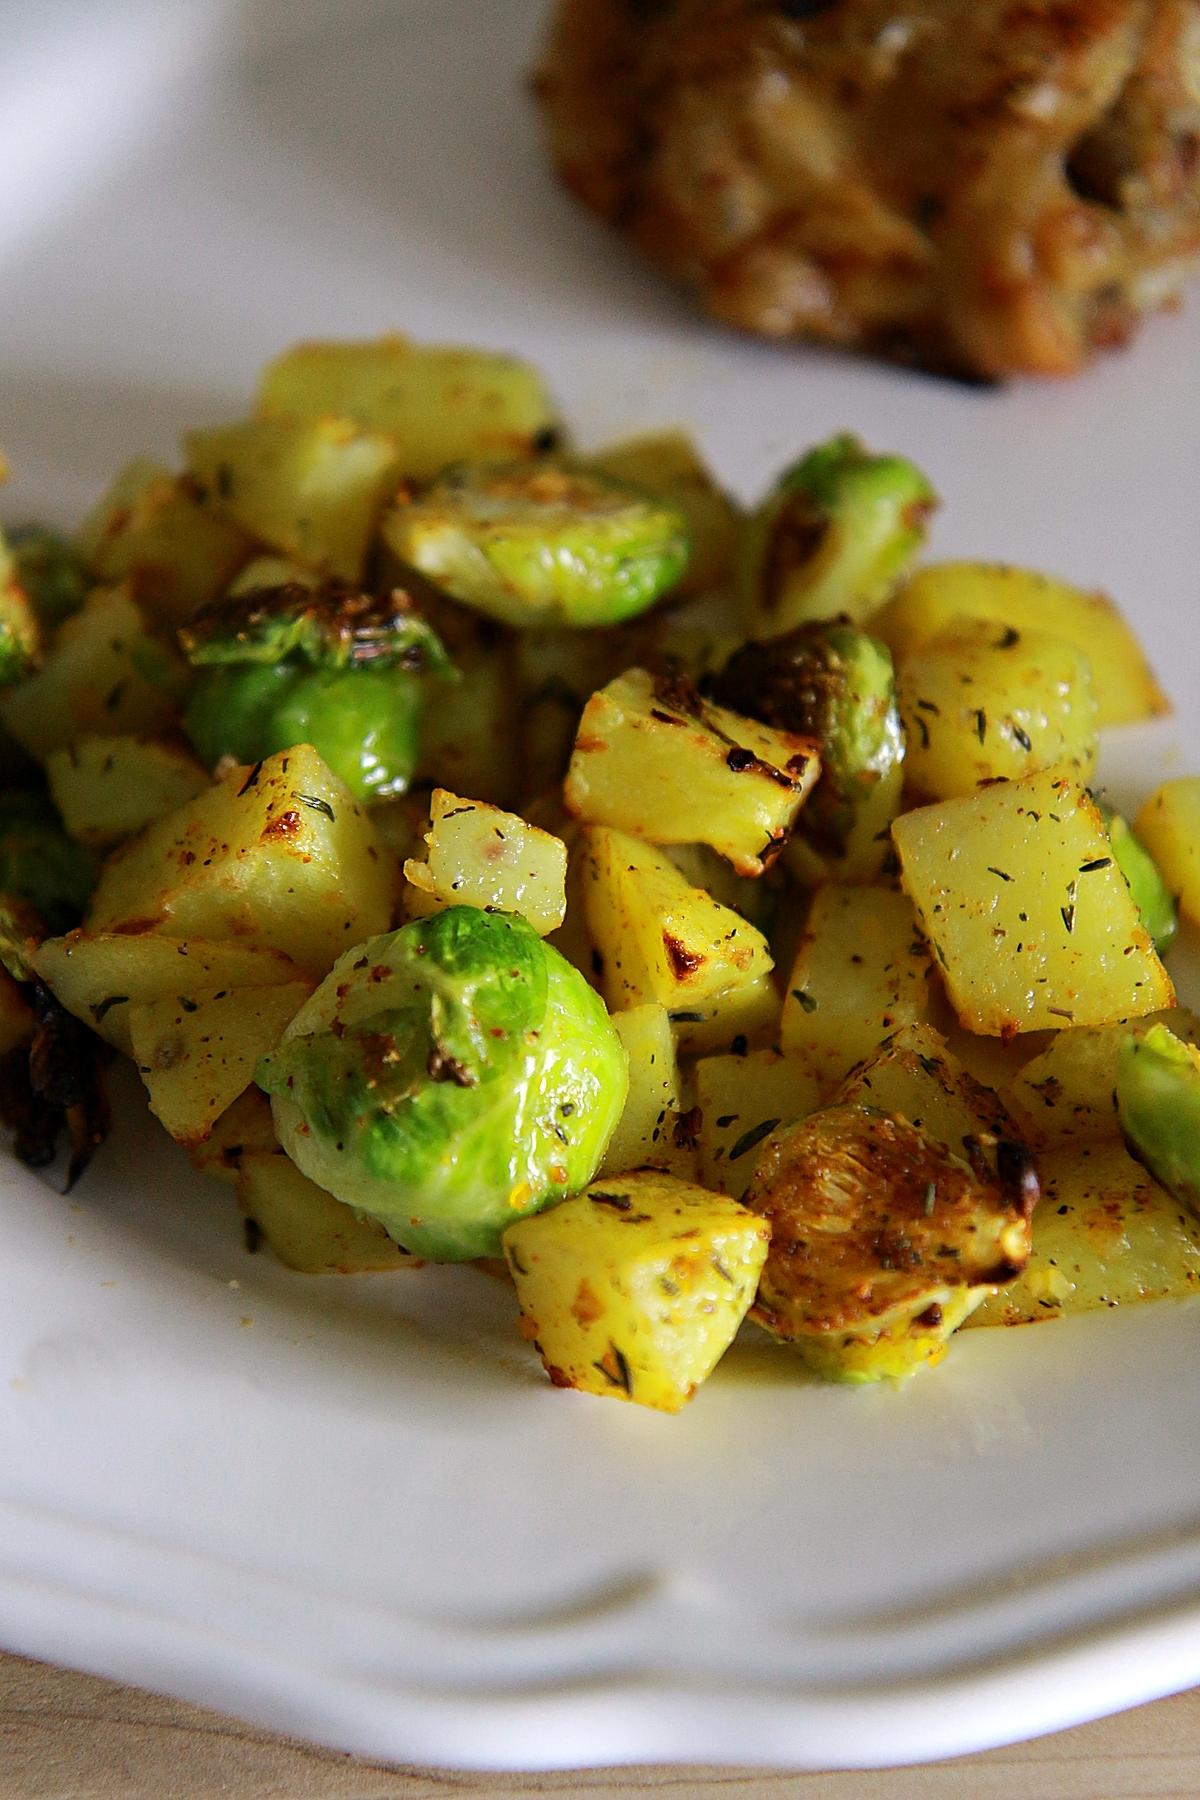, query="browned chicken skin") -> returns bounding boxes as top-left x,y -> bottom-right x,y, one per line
534,0 -> 1200,378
